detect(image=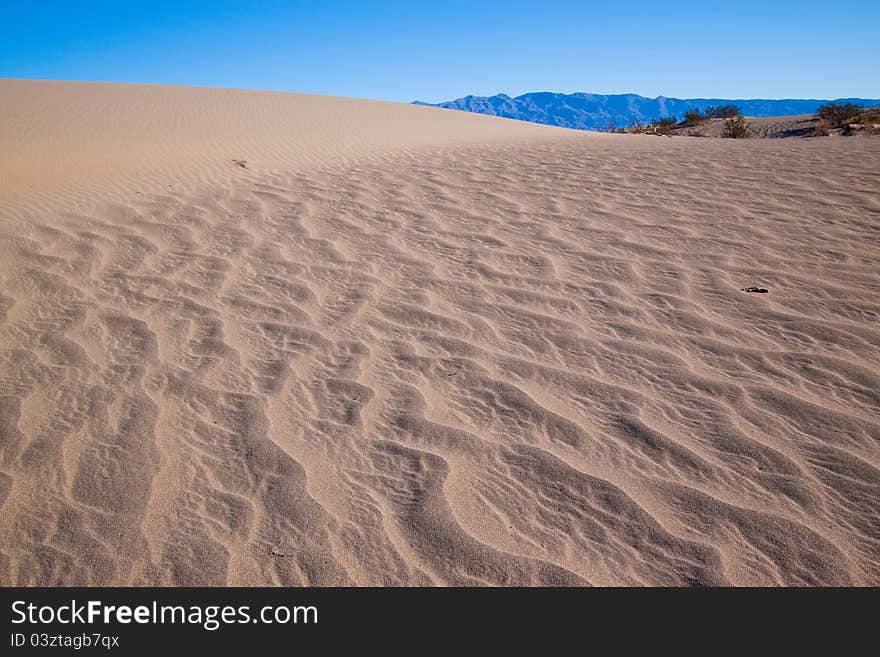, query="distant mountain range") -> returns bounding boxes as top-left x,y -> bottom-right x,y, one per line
414,92 -> 880,131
